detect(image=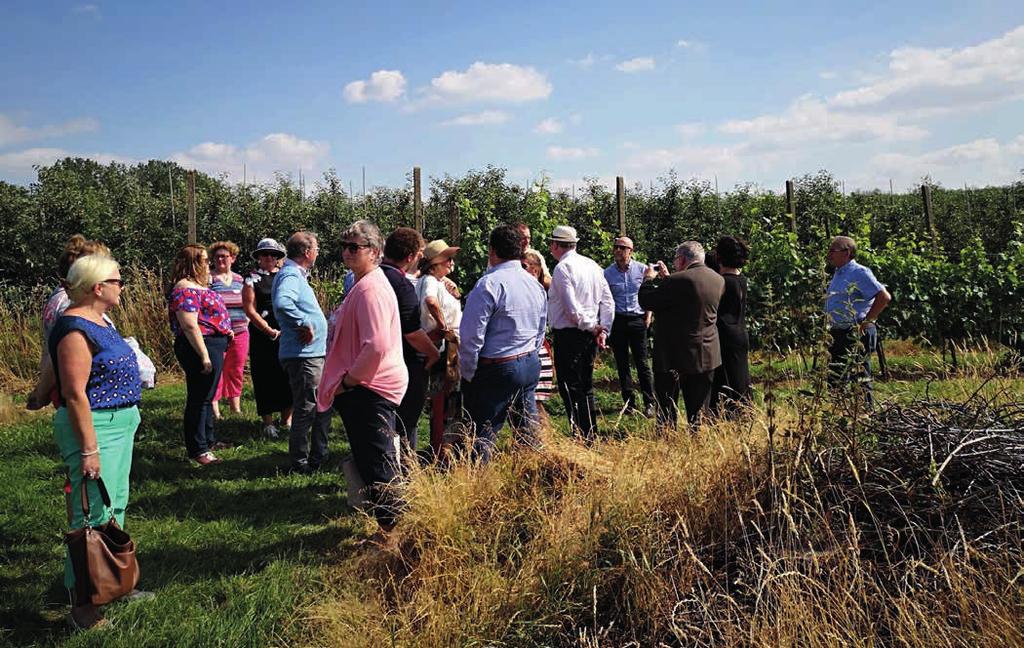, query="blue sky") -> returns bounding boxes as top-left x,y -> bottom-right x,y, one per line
1,1 -> 1022,192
